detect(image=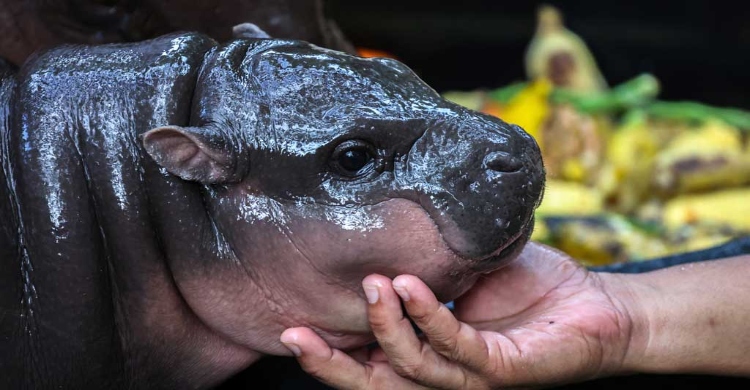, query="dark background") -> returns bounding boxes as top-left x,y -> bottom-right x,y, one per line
327,0 -> 750,108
